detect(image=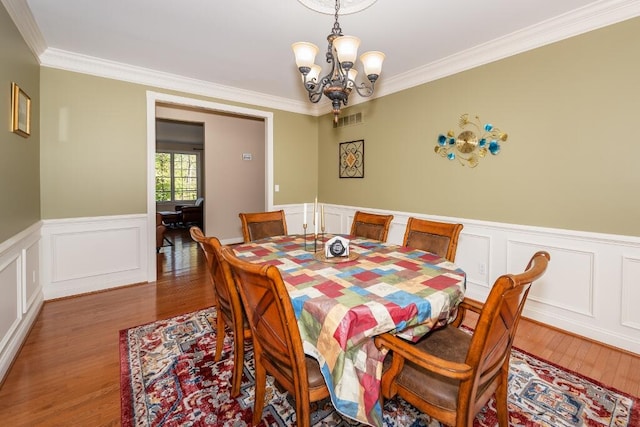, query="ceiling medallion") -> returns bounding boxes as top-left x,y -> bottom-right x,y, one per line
435,114 -> 509,168
297,0 -> 378,15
